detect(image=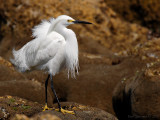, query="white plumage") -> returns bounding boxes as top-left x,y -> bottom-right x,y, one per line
11,15 -> 79,77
